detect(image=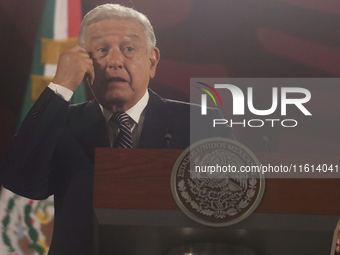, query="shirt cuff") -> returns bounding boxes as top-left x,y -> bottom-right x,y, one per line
48,82 -> 74,102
